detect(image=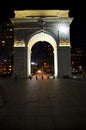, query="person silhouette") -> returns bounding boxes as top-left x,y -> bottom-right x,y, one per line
14,73 -> 17,81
